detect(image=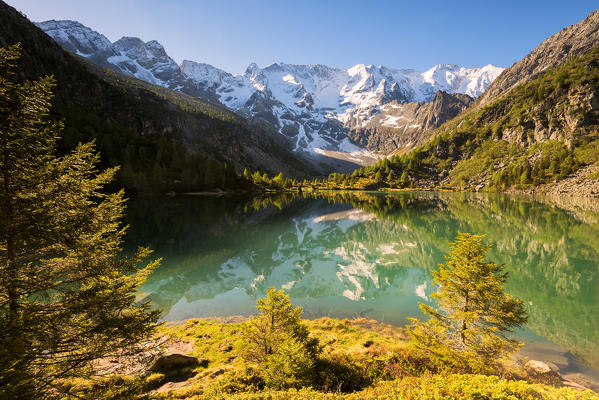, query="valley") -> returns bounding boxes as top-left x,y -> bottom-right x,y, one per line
1,1 -> 598,398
